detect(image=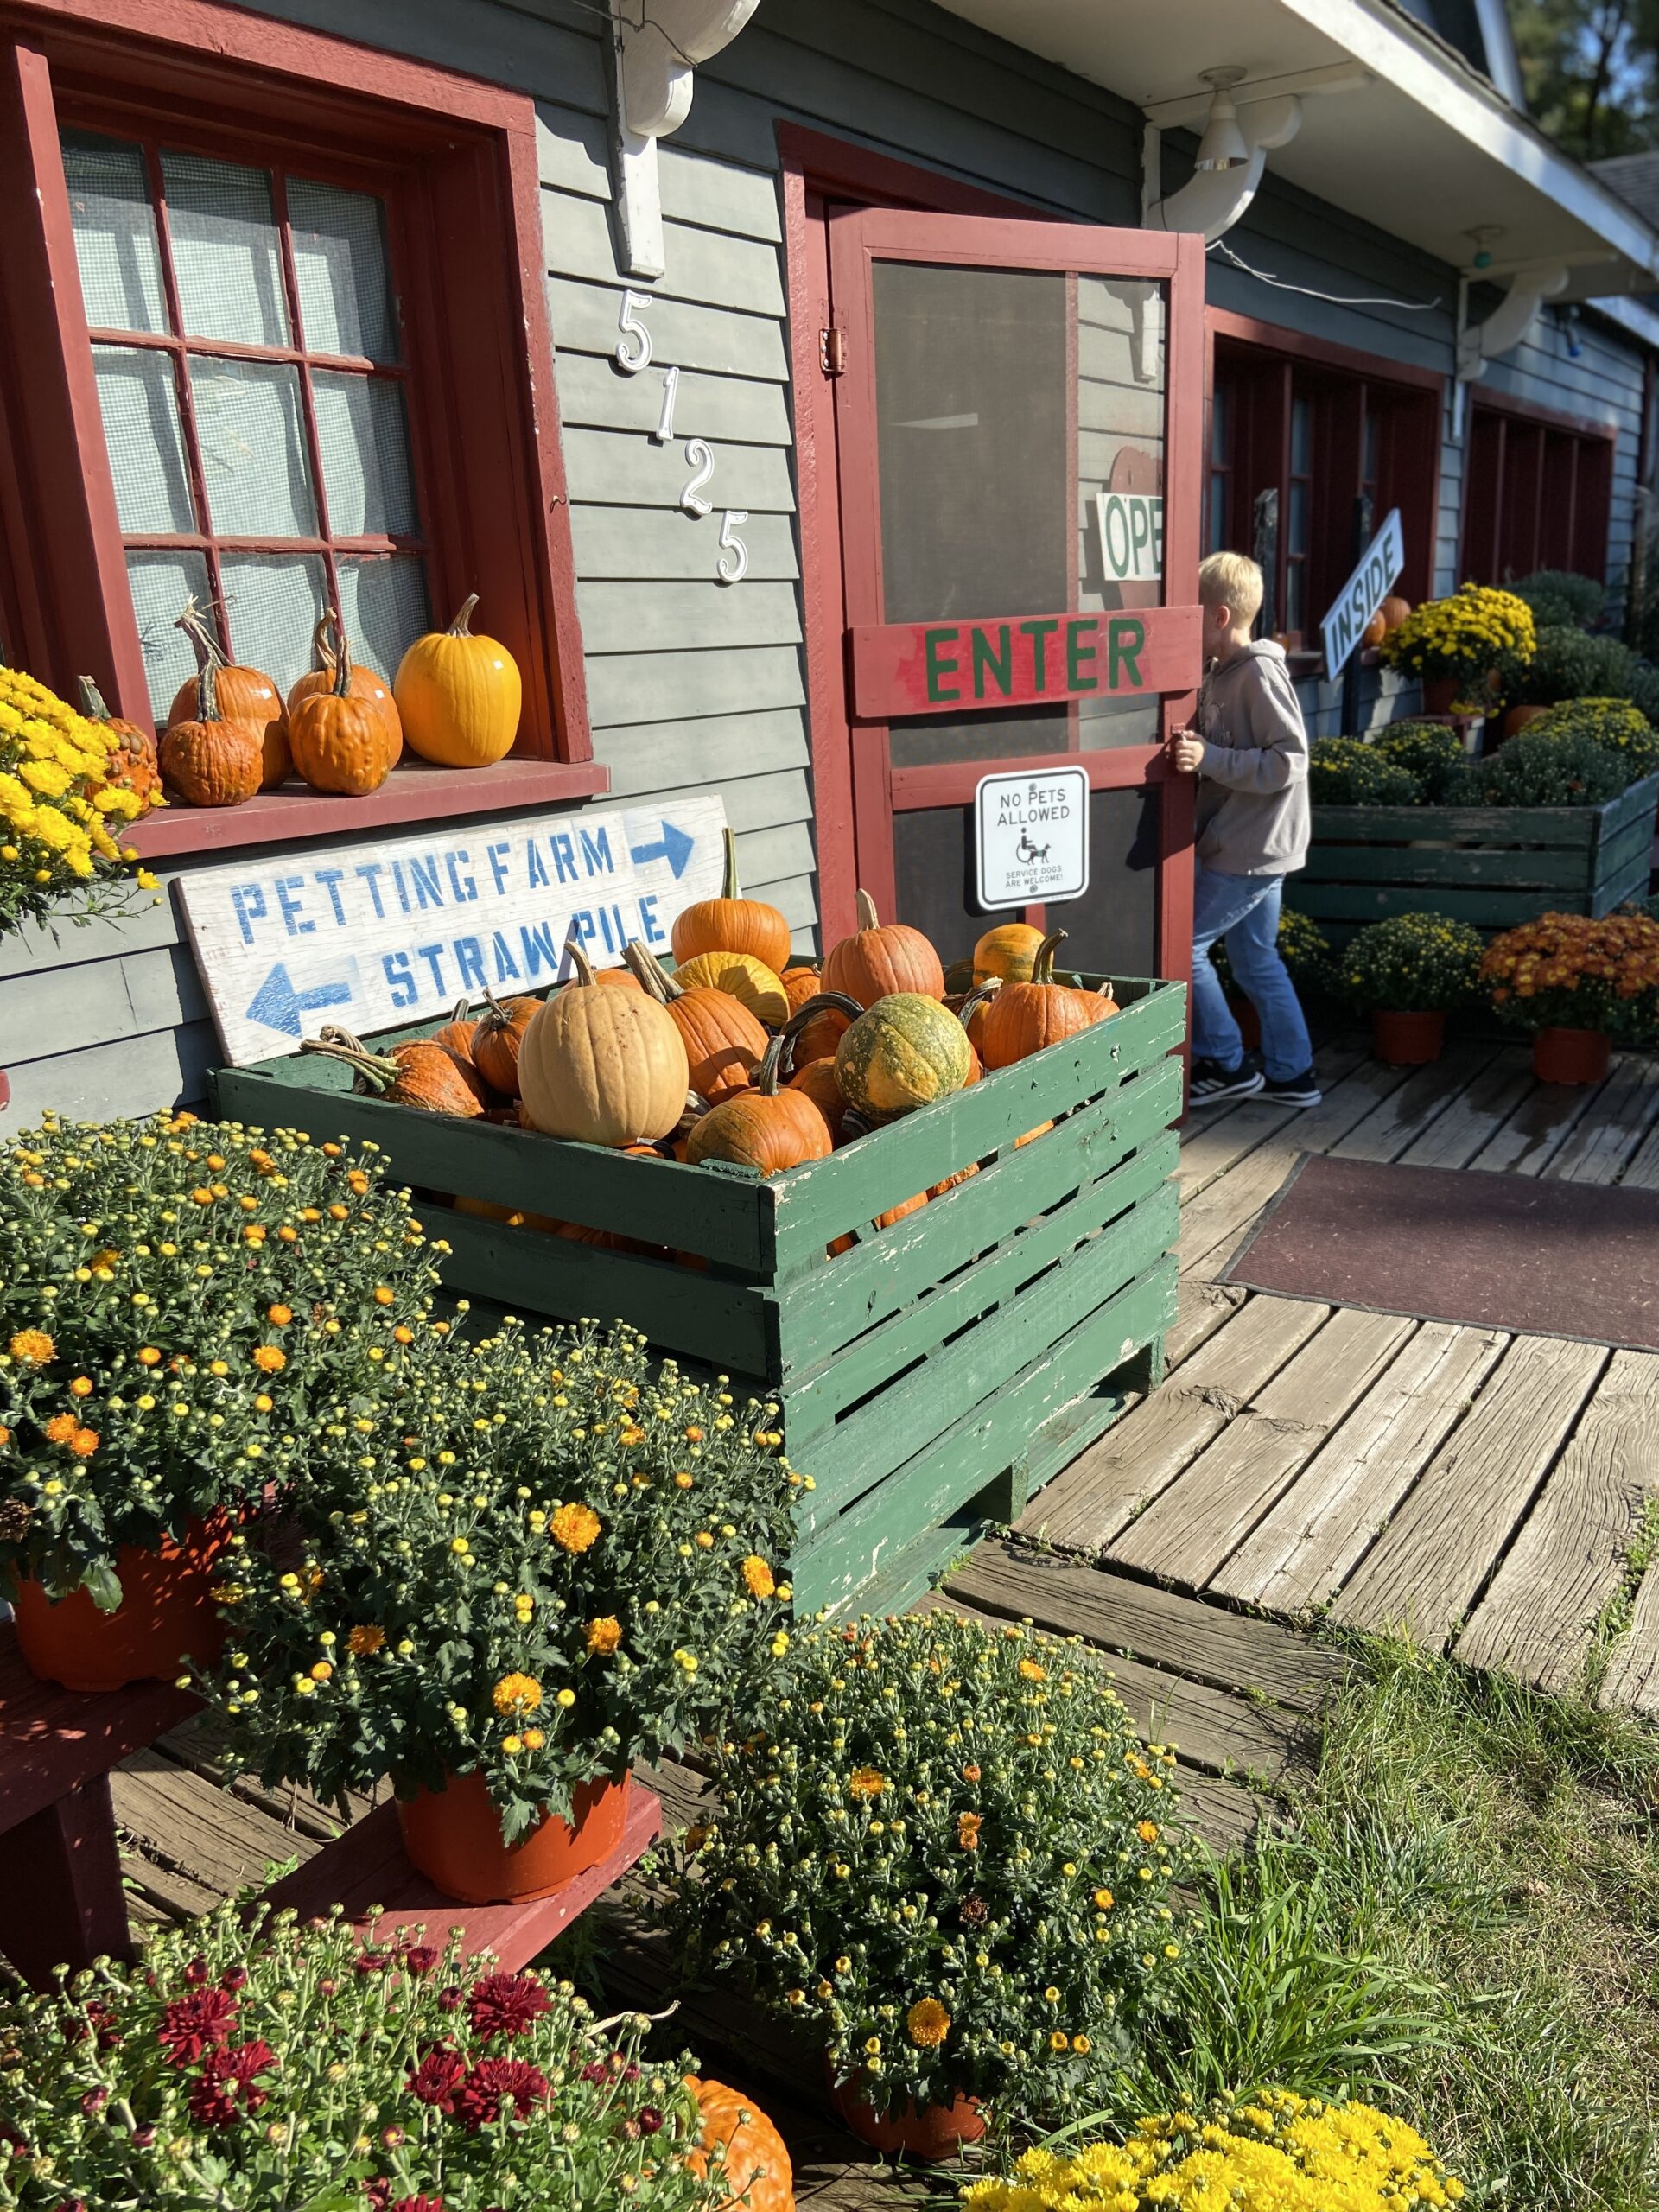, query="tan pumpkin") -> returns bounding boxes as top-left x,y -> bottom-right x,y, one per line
77,676 -> 161,815
300,1026 -> 486,1117
977,931 -> 1093,1069
626,943 -> 766,1102
158,662 -> 263,809
287,629 -> 393,797
836,991 -> 972,1121
687,1031 -> 831,1177
518,946 -> 688,1146
971,920 -> 1046,986
823,889 -> 944,1003
394,594 -> 521,767
685,2077 -> 794,2212
168,600 -> 288,788
671,949 -> 790,1029
470,990 -> 542,1098
286,612 -> 402,770
671,824 -> 792,975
